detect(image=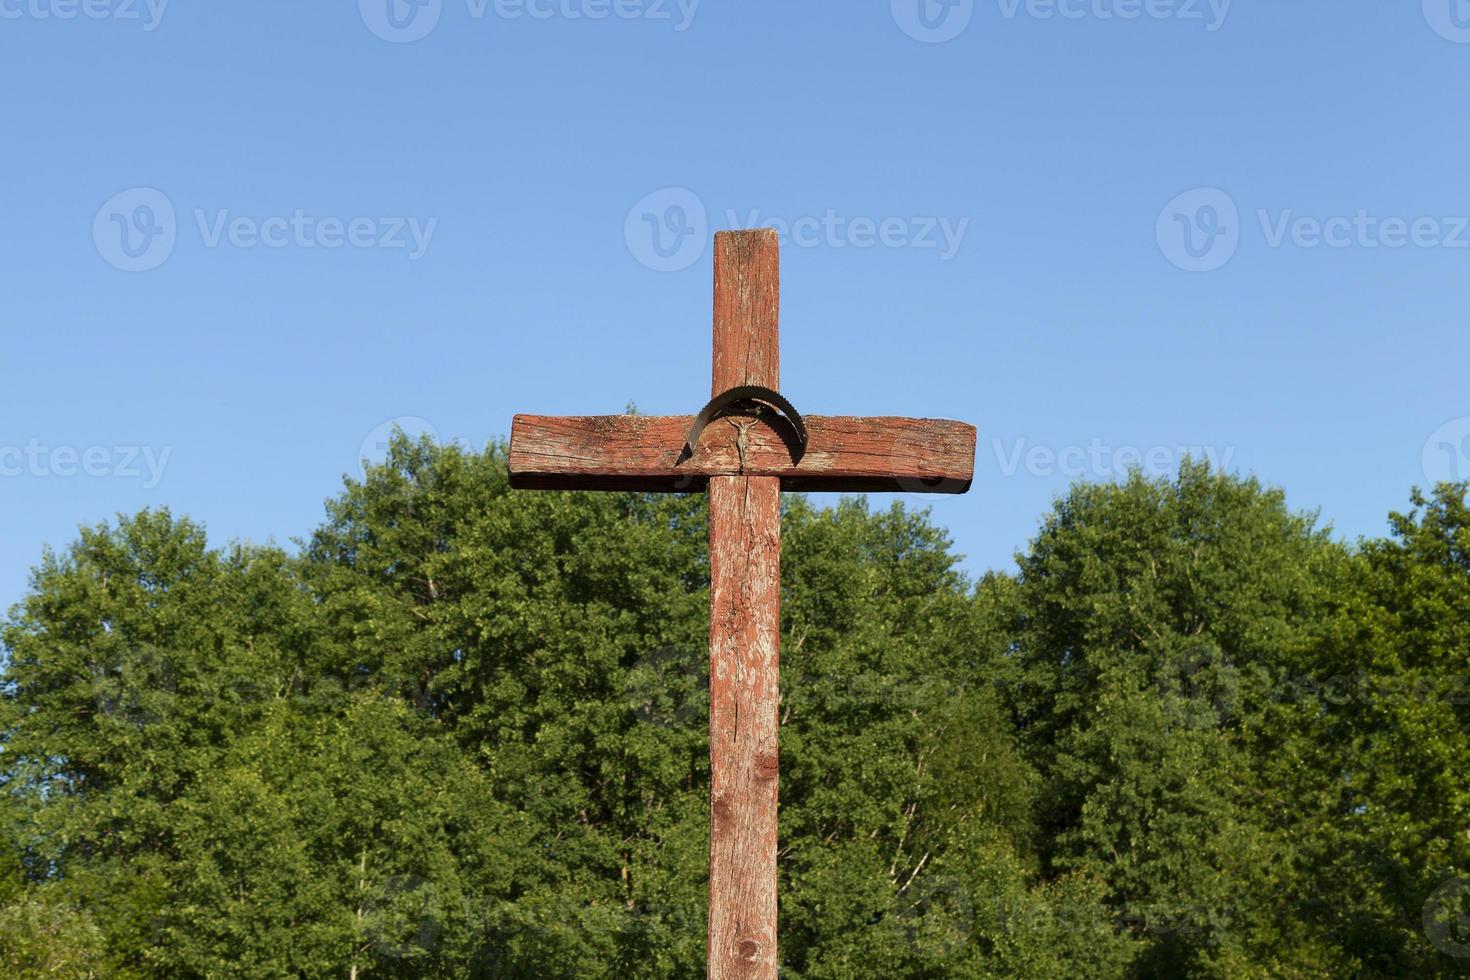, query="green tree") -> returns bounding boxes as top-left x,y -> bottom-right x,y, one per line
1004,462 -> 1356,975
1276,484 -> 1470,975
0,500 -> 531,976
6,437 -> 1467,977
